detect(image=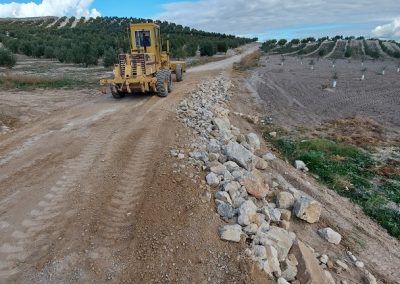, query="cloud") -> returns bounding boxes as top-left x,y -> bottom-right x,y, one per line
0,0 -> 101,18
156,0 -> 399,39
372,17 -> 400,39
